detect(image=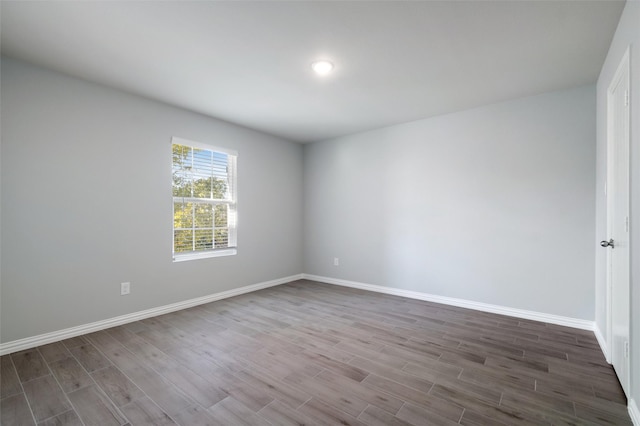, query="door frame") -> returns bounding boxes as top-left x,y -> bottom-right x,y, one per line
605,46 -> 630,393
